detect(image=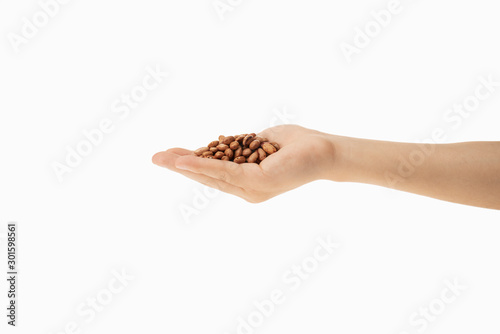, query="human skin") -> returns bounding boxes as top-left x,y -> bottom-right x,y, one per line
152,125 -> 500,210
